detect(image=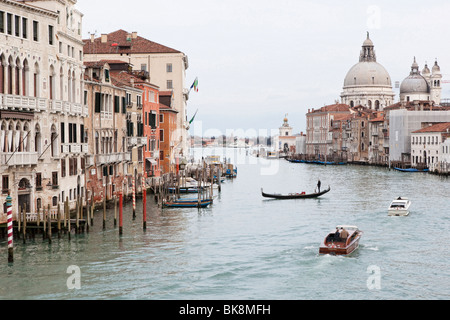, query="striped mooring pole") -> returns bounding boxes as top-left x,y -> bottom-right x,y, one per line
132,175 -> 136,219
142,171 -> 147,230
6,193 -> 13,263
